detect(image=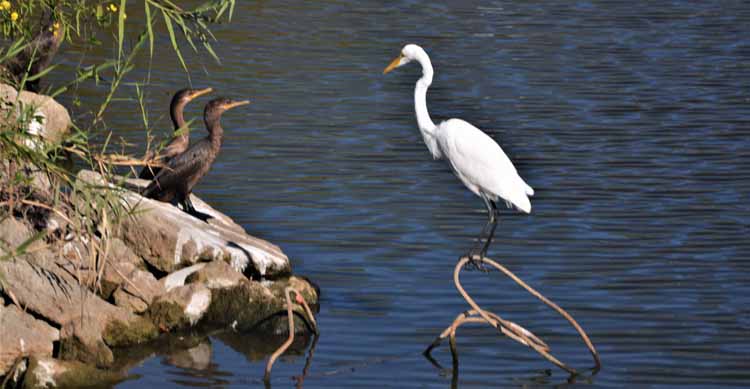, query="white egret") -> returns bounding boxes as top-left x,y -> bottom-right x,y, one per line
383,44 -> 533,264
